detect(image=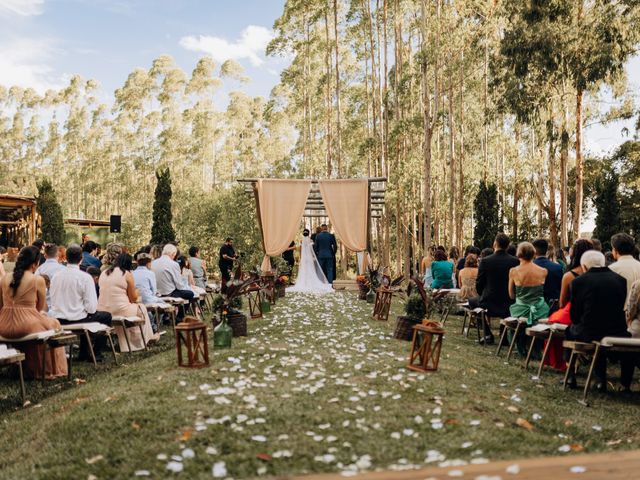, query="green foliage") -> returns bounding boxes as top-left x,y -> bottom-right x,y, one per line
150,168 -> 176,245
473,181 -> 500,249
404,293 -> 426,321
35,179 -> 65,245
592,168 -> 621,250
